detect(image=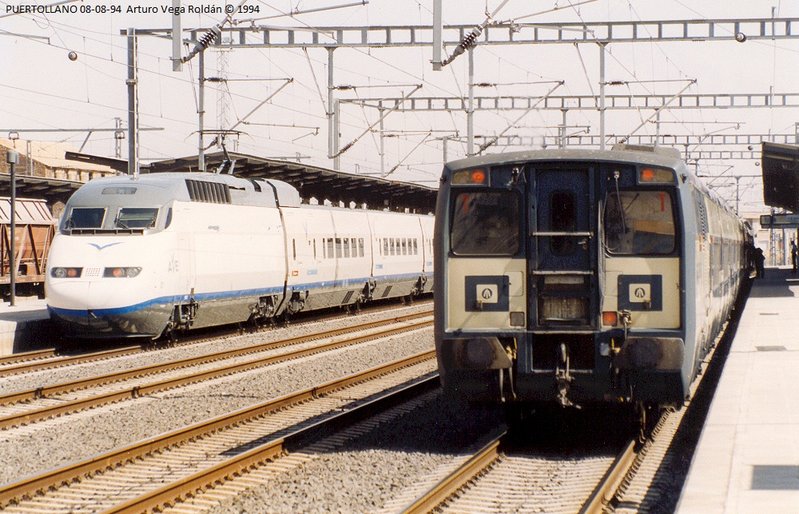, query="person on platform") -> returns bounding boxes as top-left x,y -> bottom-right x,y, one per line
791,240 -> 798,273
755,247 -> 766,278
